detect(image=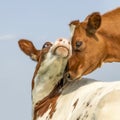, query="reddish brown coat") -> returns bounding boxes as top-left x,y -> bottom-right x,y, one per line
65,7 -> 120,80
